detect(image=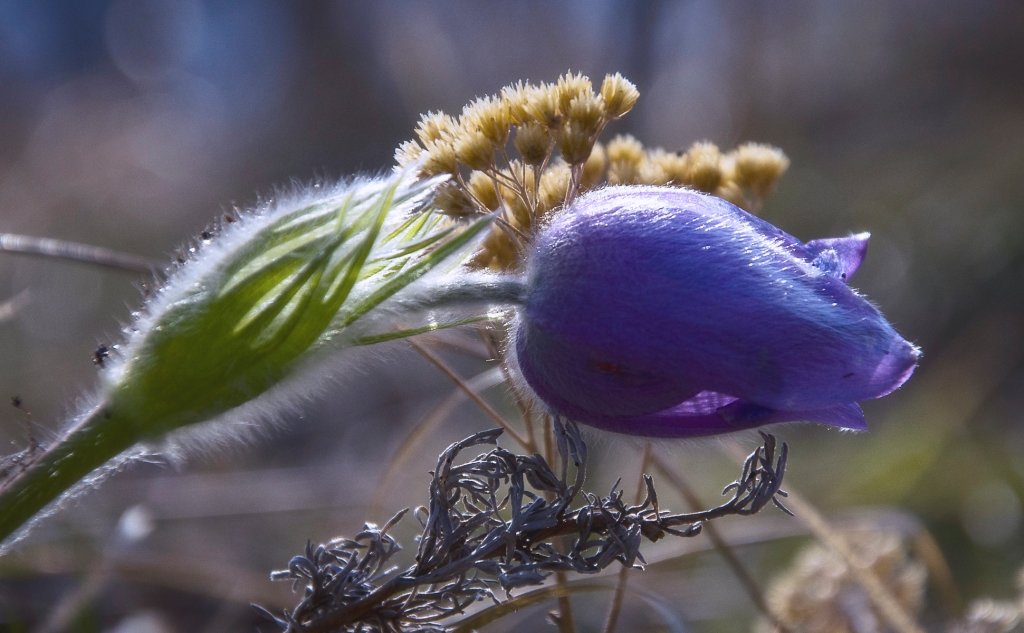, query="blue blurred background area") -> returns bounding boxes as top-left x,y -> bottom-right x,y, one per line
1,2 -> 1022,631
